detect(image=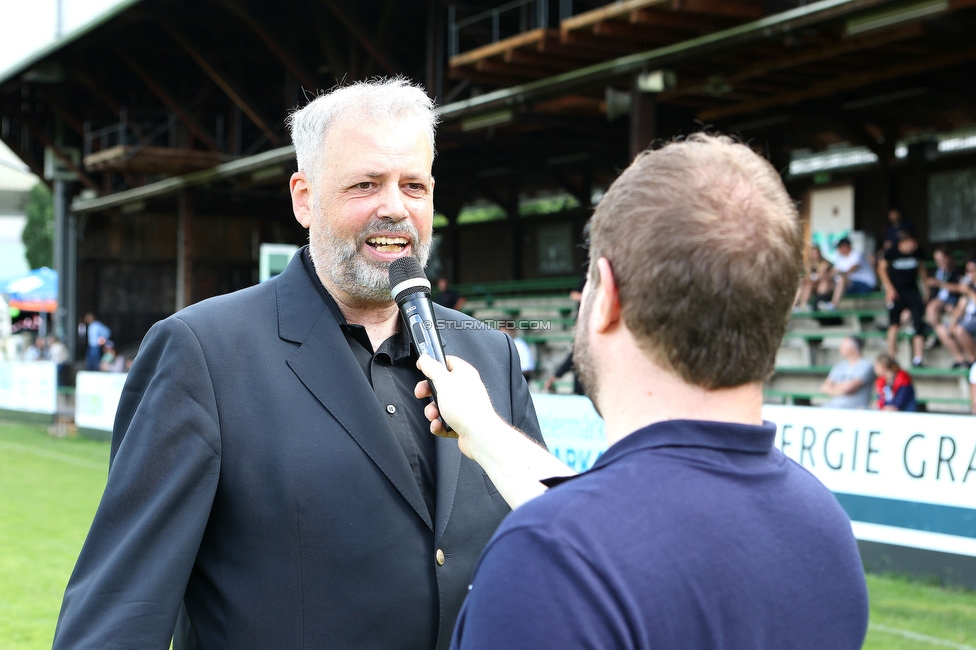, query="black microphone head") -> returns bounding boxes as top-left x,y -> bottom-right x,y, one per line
389,257 -> 431,303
